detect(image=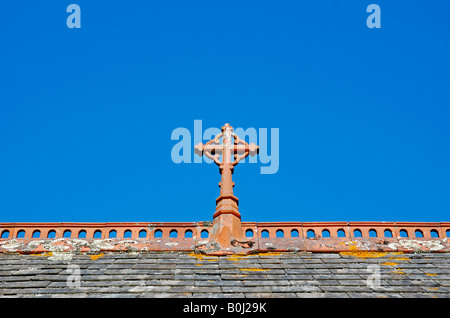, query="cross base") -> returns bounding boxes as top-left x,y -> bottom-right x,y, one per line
210,212 -> 243,250
209,194 -> 243,250
213,195 -> 240,219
